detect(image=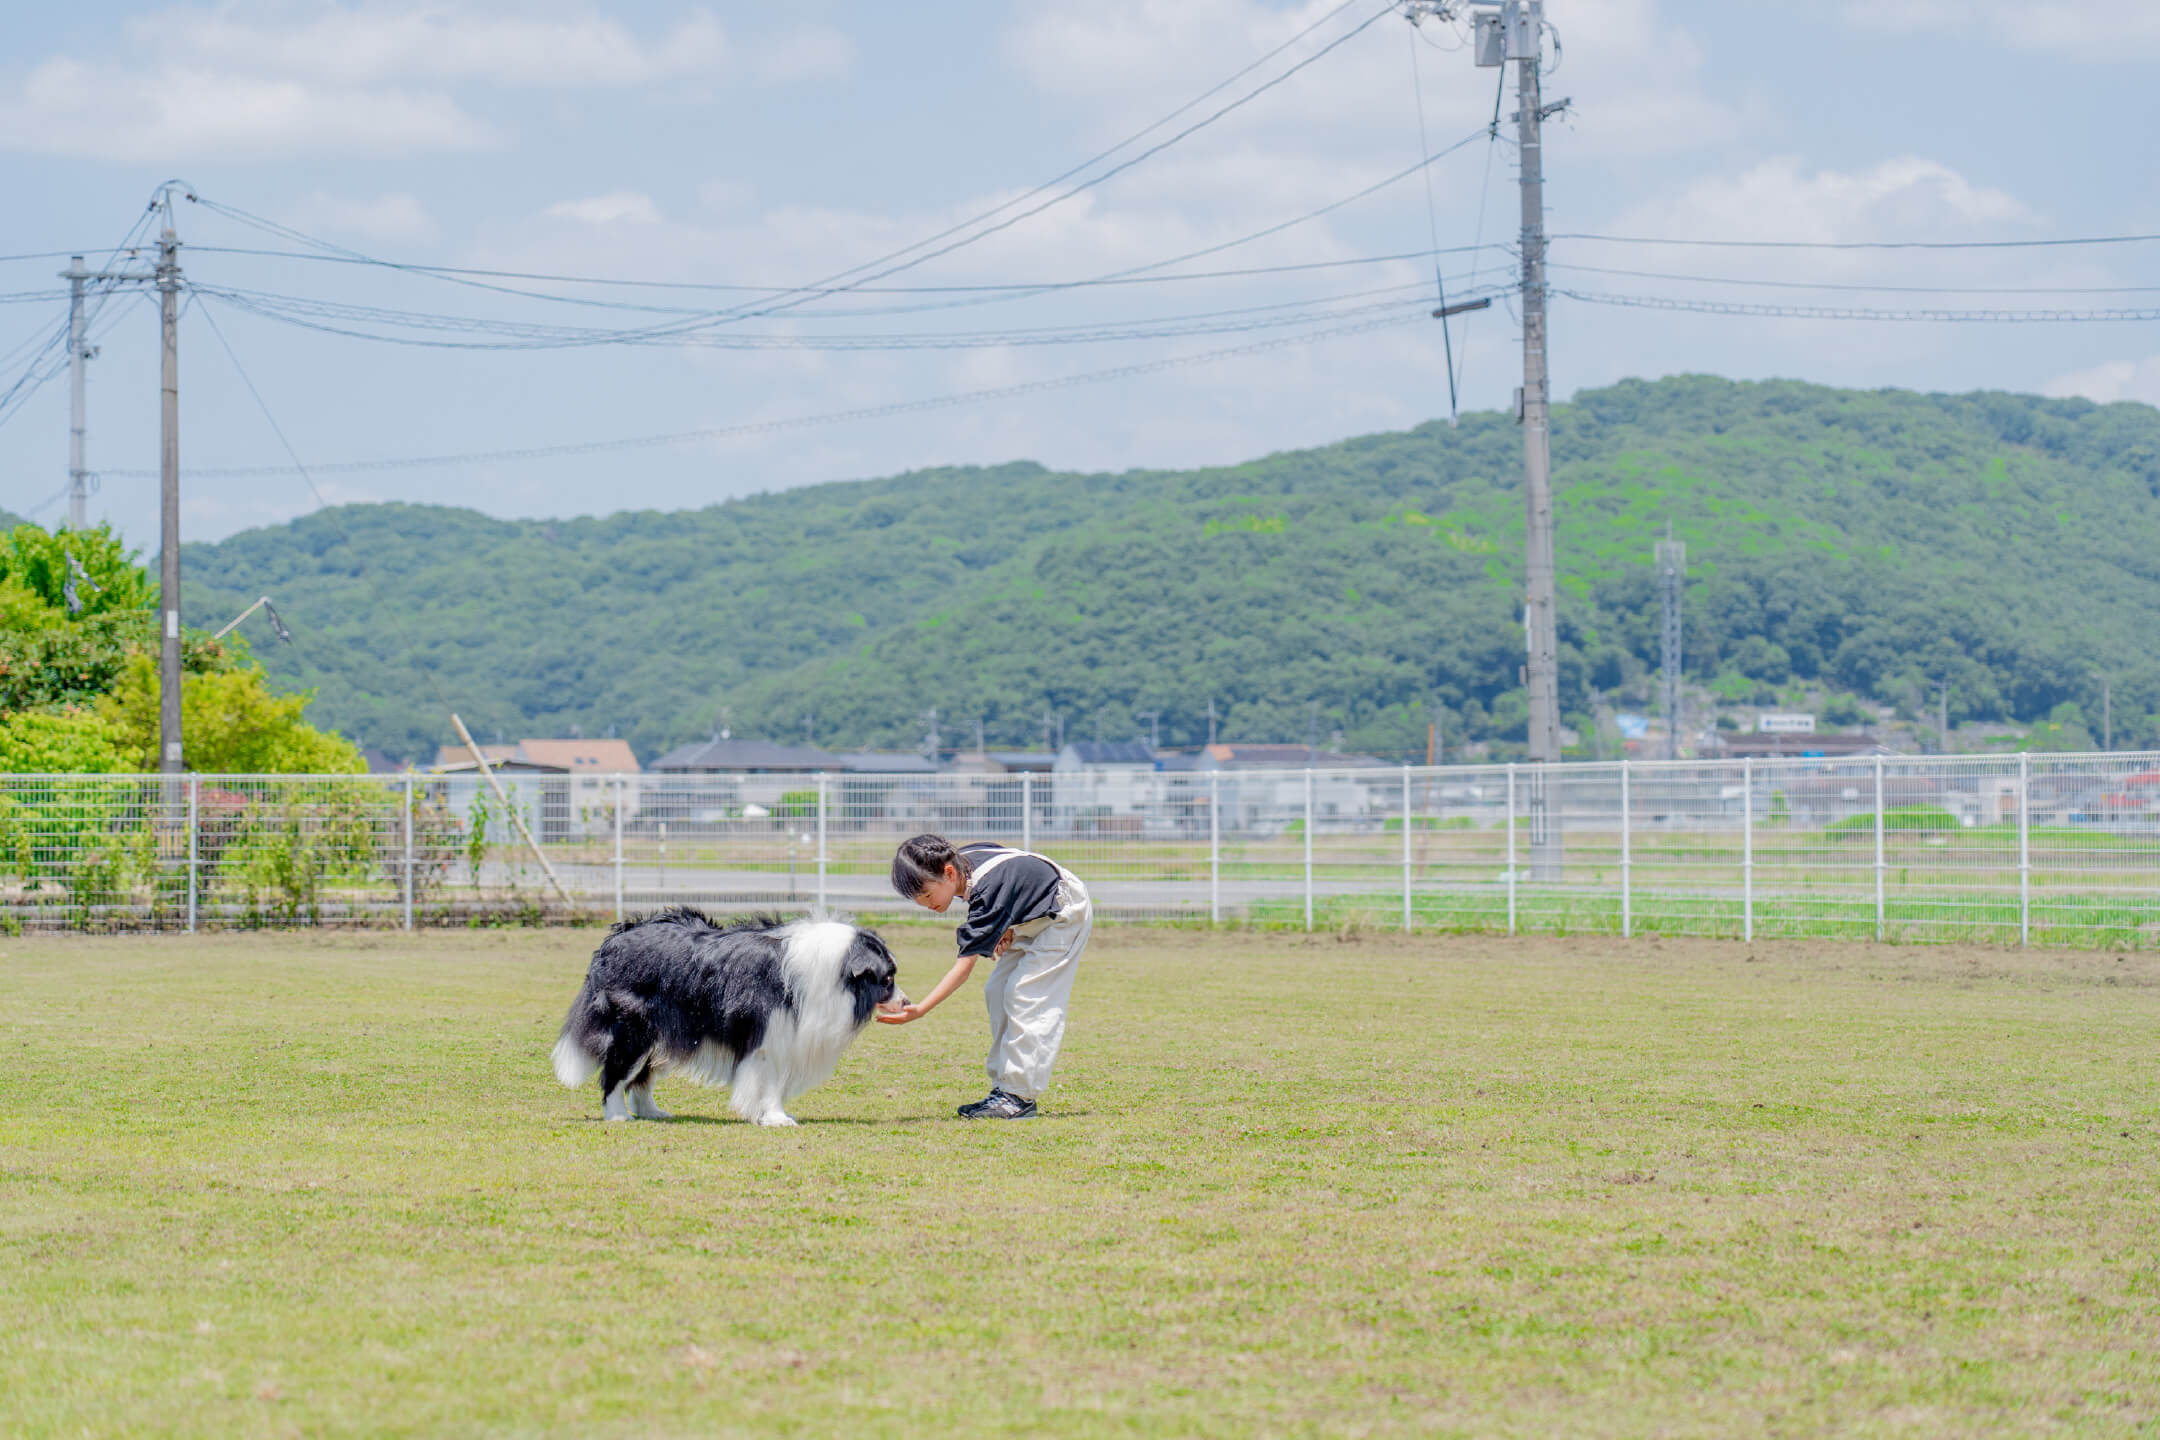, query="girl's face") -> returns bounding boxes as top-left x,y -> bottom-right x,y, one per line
912,862 -> 966,914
